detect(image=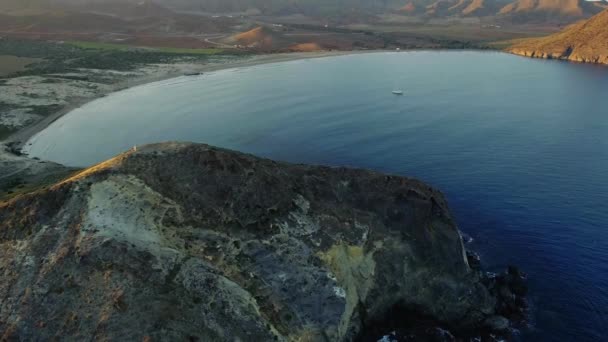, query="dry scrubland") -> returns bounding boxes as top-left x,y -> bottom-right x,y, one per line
509,9 -> 608,64
0,55 -> 42,77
